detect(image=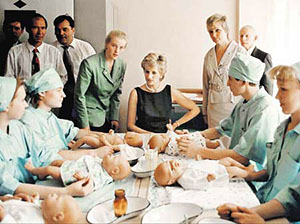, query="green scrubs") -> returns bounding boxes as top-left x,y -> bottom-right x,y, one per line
276,183 -> 300,222
21,106 -> 79,152
0,120 -> 61,195
216,88 -> 280,171
257,118 -> 300,204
